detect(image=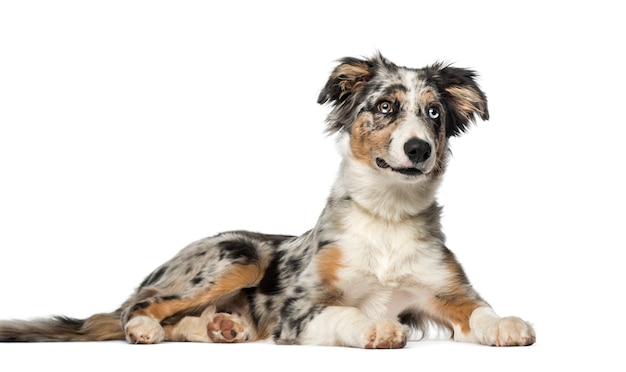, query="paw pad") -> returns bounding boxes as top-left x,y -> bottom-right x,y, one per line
207,313 -> 247,343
